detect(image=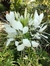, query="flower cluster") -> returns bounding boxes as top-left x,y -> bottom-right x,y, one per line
4,9 -> 48,51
